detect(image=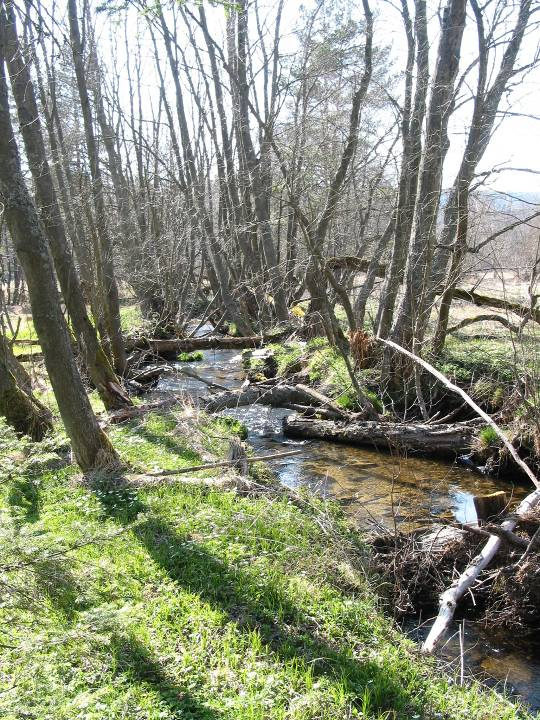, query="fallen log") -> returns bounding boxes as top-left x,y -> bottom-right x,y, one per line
130,364 -> 171,385
15,350 -> 44,362
144,448 -> 303,477
286,403 -> 344,421
326,255 -> 386,276
452,288 -> 540,325
378,337 -> 540,487
176,366 -> 229,391
104,398 -> 178,424
126,328 -> 293,355
203,383 -> 348,415
294,383 -> 351,419
446,313 -> 521,336
436,519 -> 529,549
422,487 -> 540,652
11,338 -> 40,345
282,415 -> 476,458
